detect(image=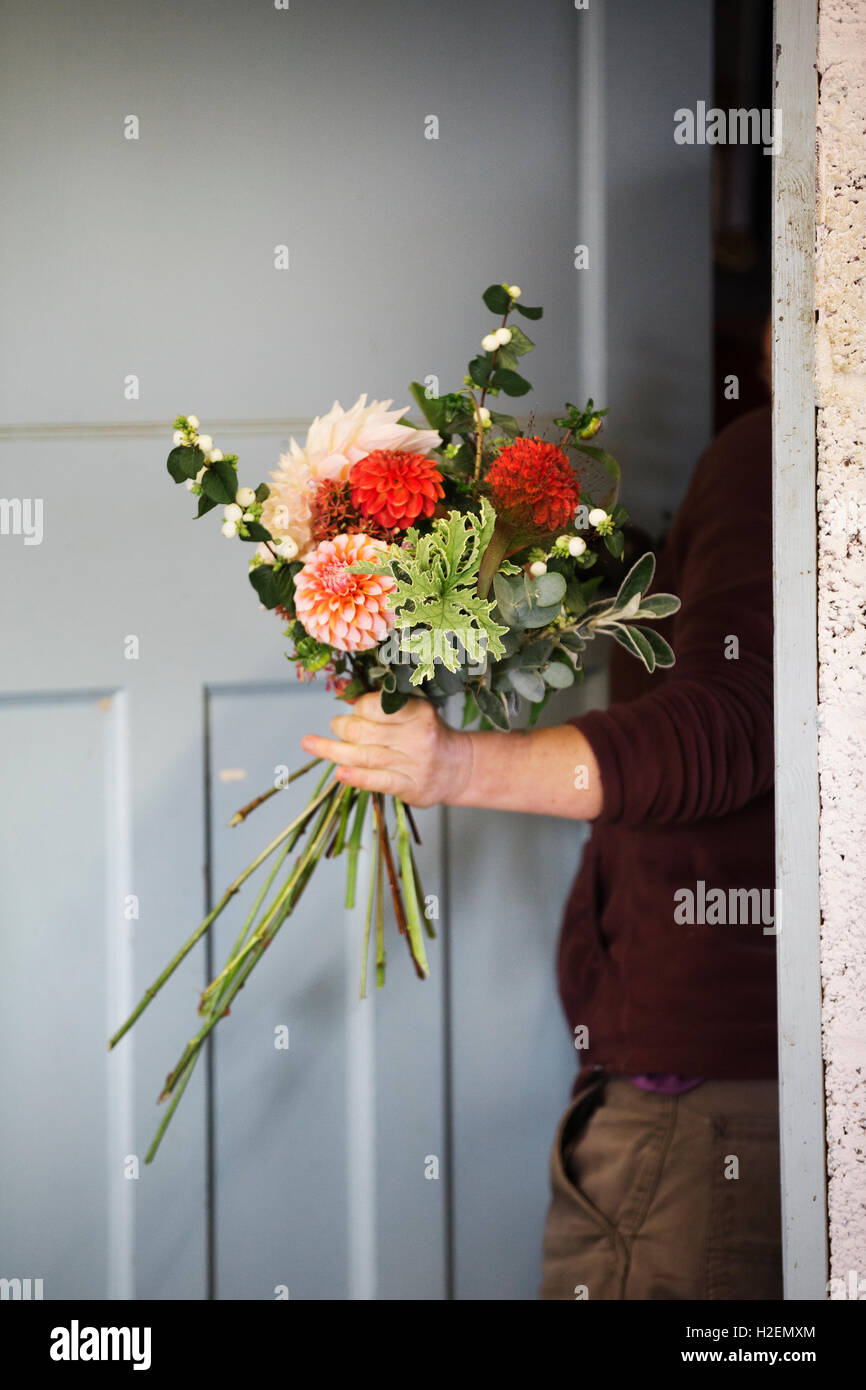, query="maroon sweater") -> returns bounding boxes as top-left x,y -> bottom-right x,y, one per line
559,407 -> 777,1087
